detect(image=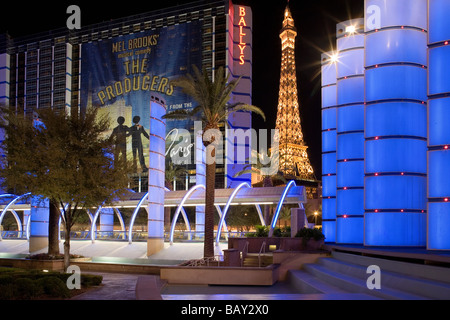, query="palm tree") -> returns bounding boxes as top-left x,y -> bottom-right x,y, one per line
165,161 -> 188,191
163,66 -> 265,258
